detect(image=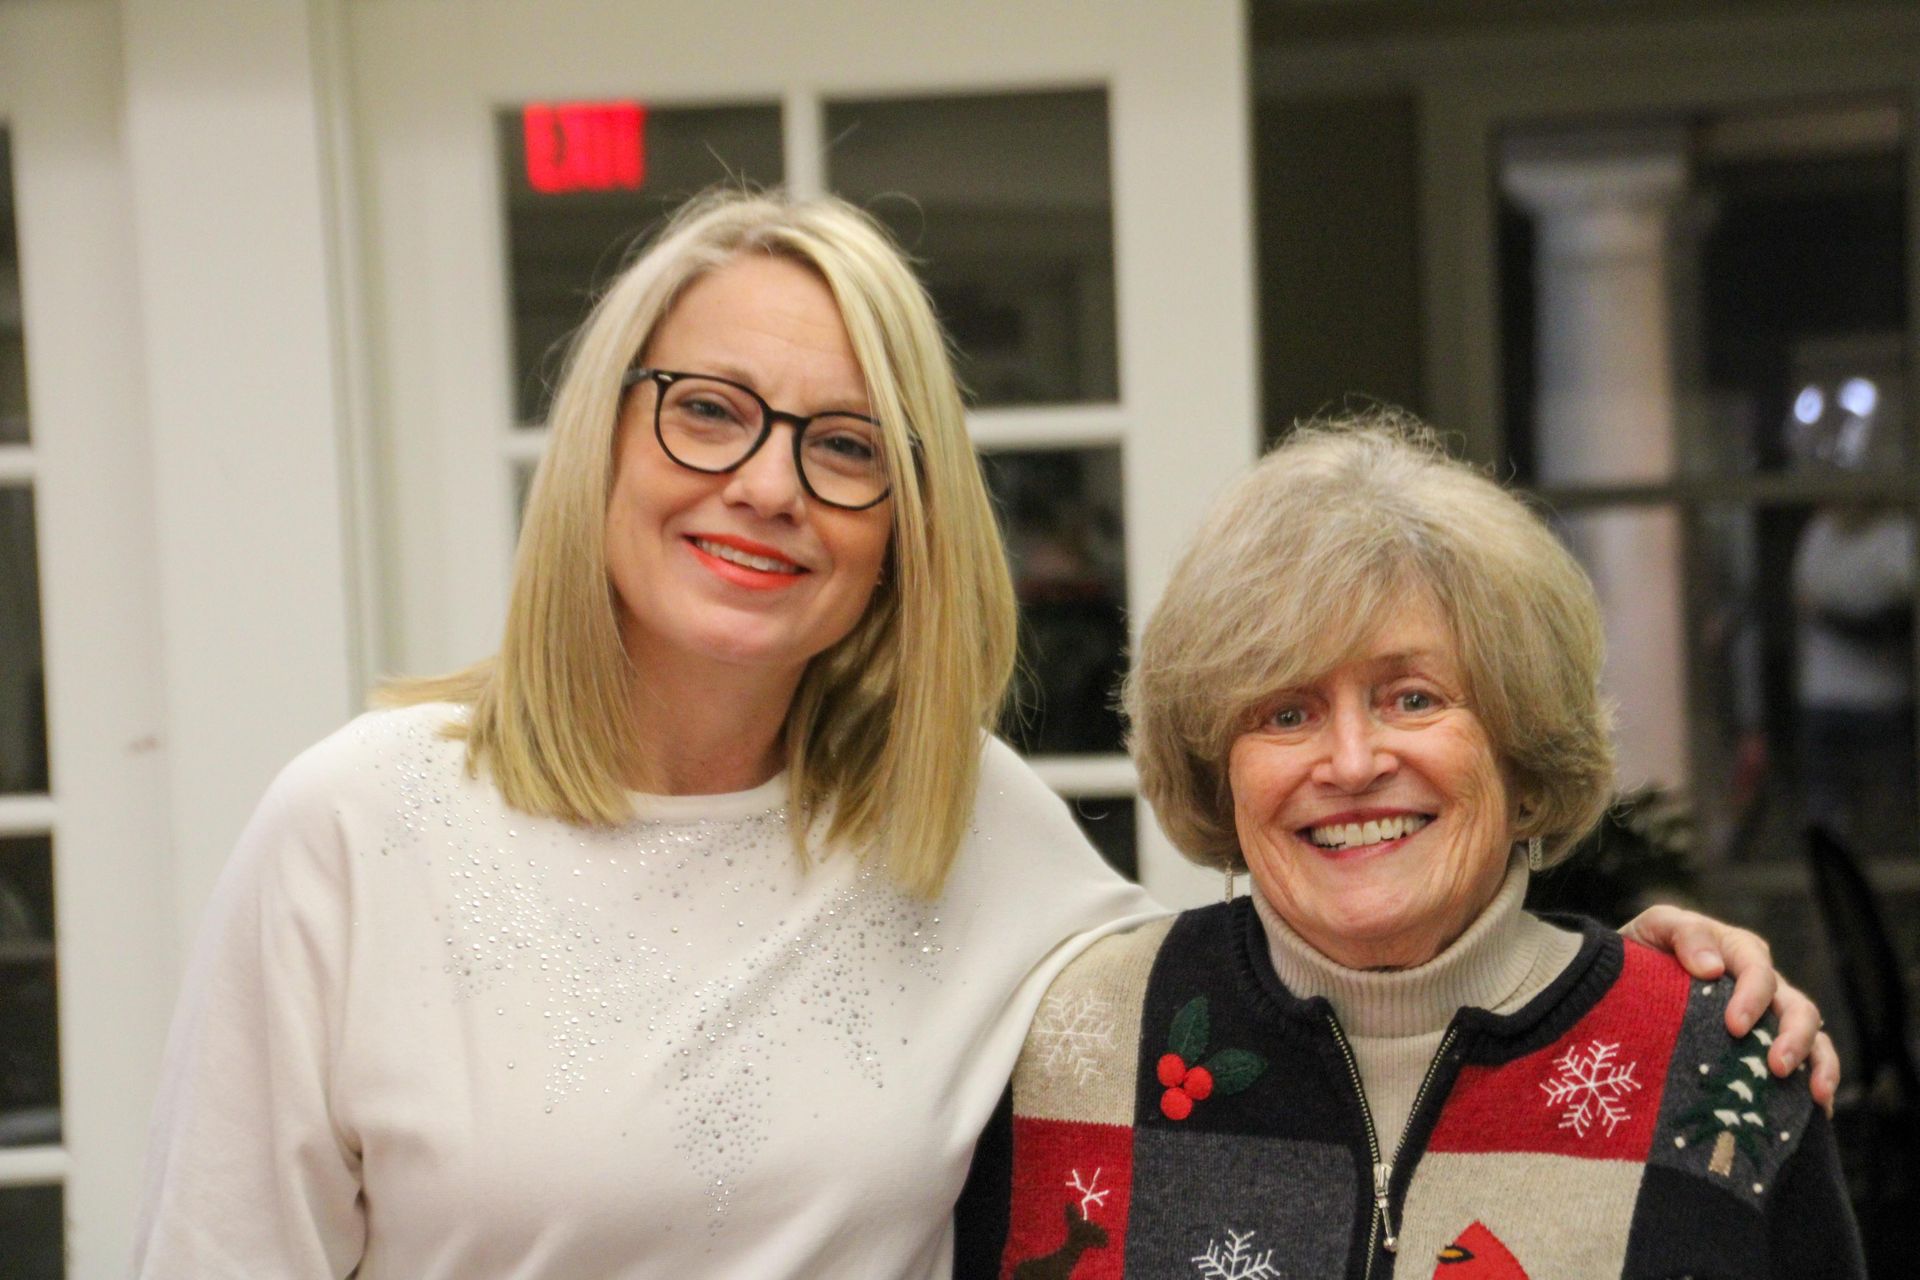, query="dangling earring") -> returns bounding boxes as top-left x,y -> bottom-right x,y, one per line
1526,836 -> 1543,873
1224,865 -> 1239,902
